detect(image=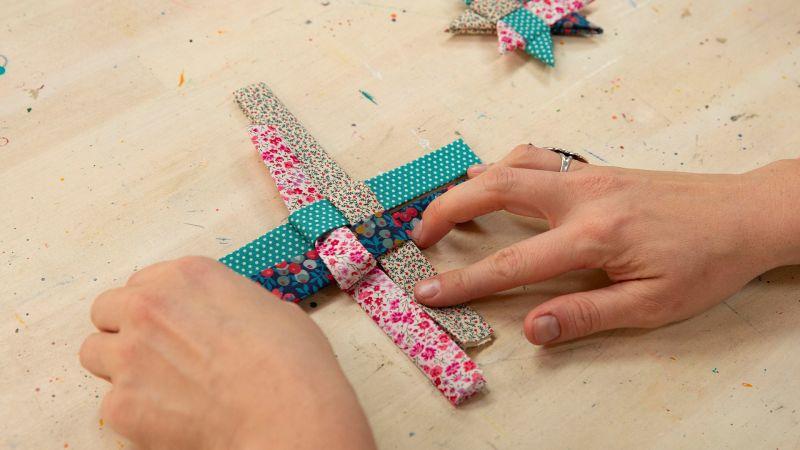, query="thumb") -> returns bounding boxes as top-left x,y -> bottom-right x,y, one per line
524,281 -> 658,345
